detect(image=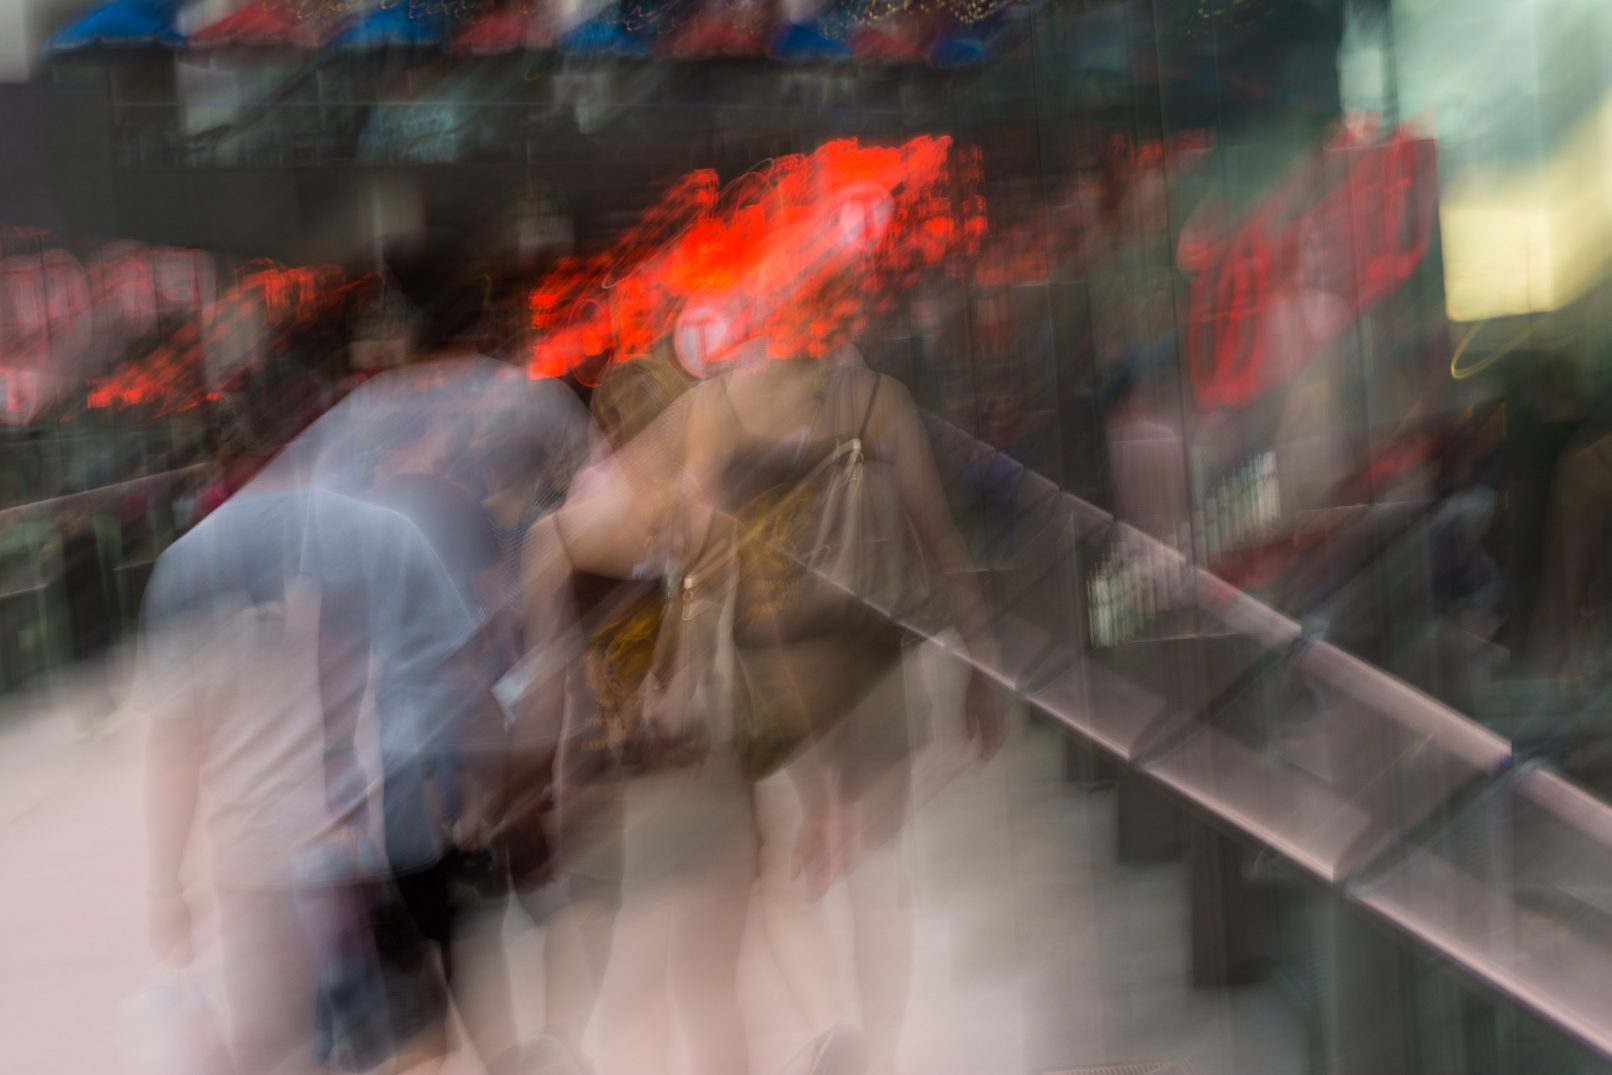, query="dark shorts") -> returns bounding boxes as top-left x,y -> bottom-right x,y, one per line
392,854 -> 459,979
